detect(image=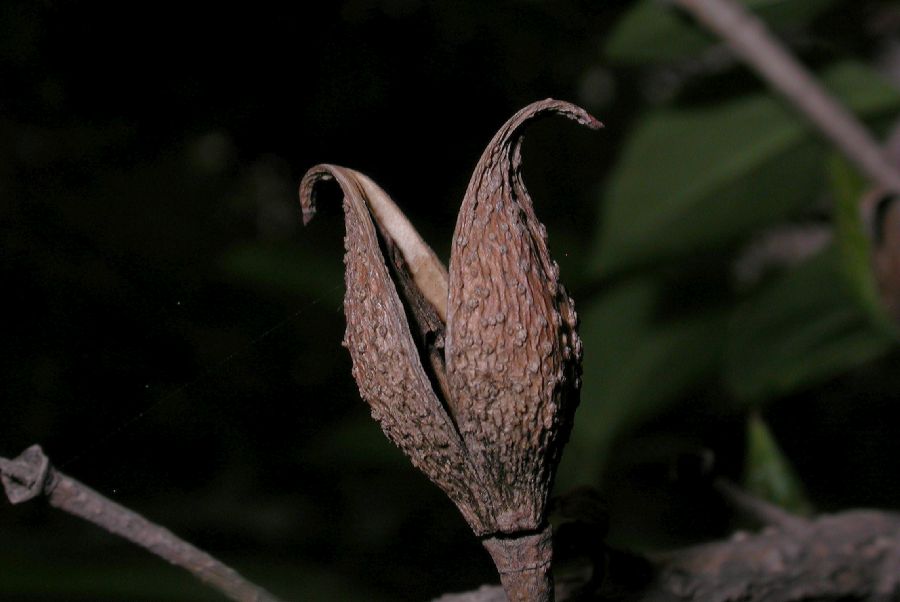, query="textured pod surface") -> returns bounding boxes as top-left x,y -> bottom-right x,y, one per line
300,165 -> 494,533
445,100 -> 601,533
